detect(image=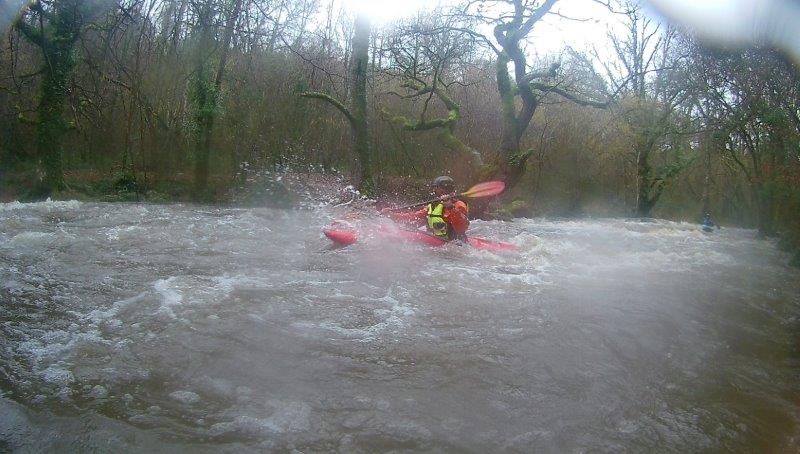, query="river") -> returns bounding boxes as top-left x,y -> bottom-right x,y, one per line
1,199 -> 798,452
